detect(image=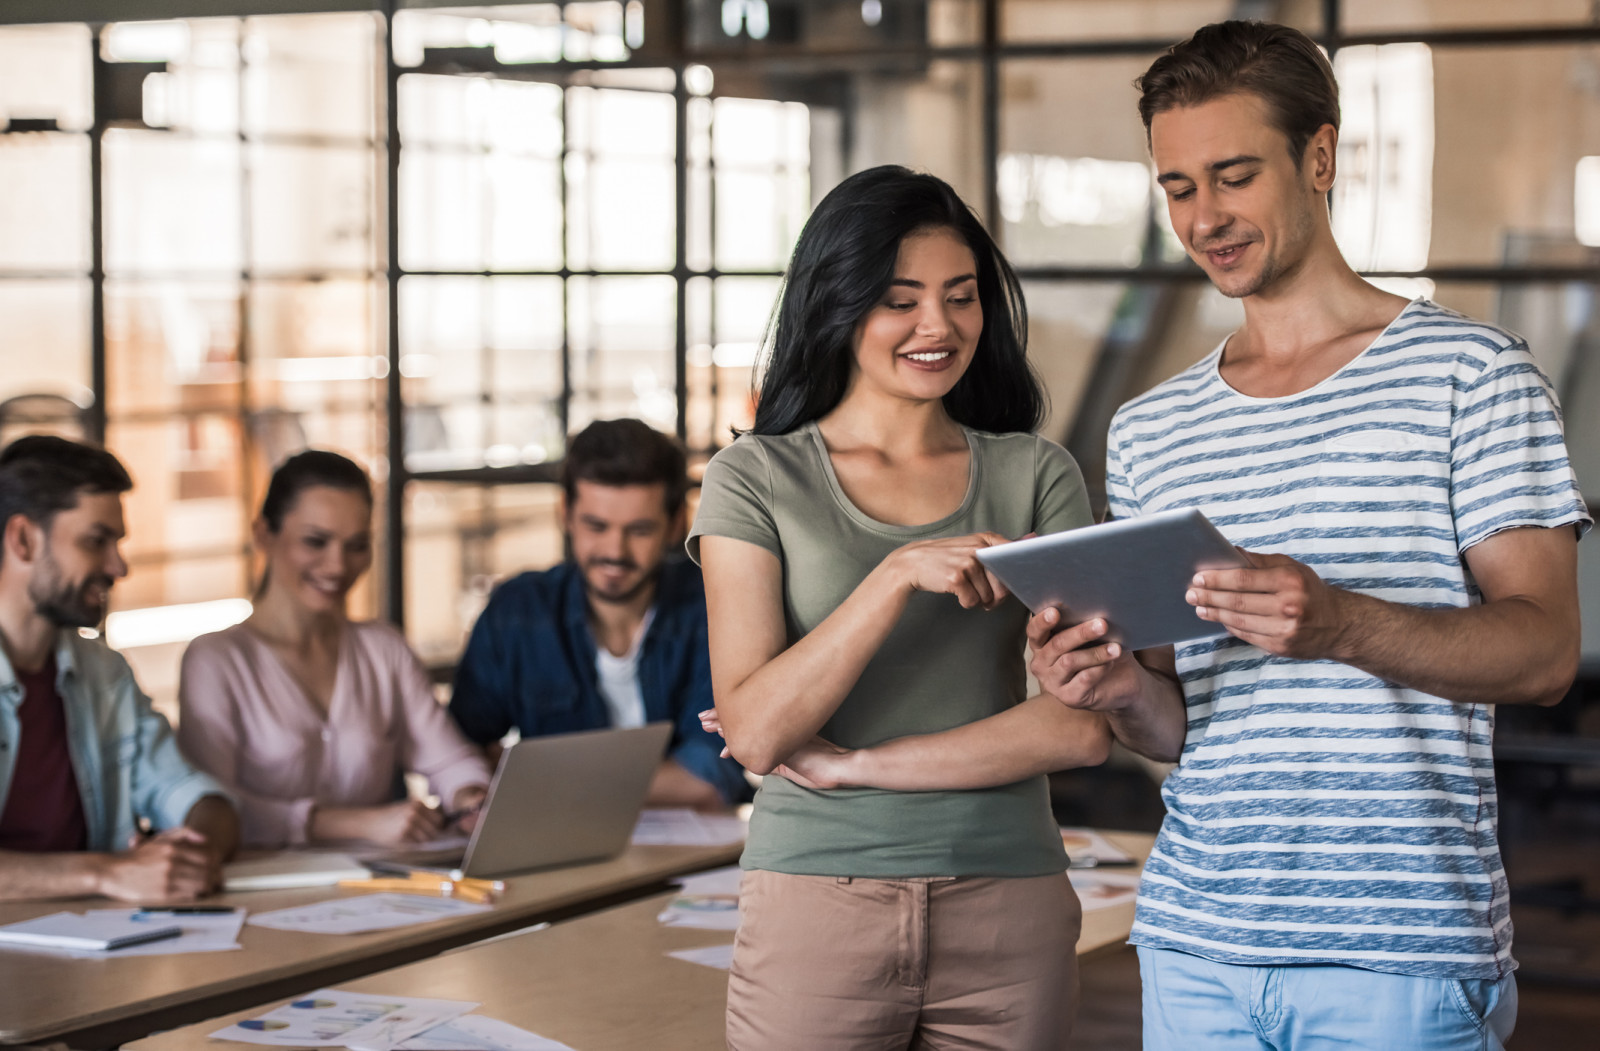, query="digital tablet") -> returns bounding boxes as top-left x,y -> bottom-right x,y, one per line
974,507 -> 1248,651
